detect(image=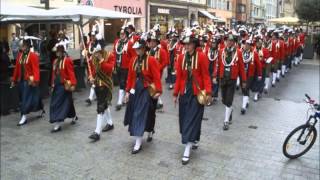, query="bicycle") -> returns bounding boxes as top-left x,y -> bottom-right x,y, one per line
282,94 -> 320,159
